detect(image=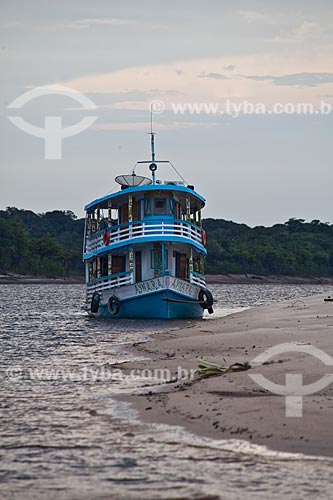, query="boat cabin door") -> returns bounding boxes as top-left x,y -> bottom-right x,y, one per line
175,252 -> 187,279
135,251 -> 142,282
